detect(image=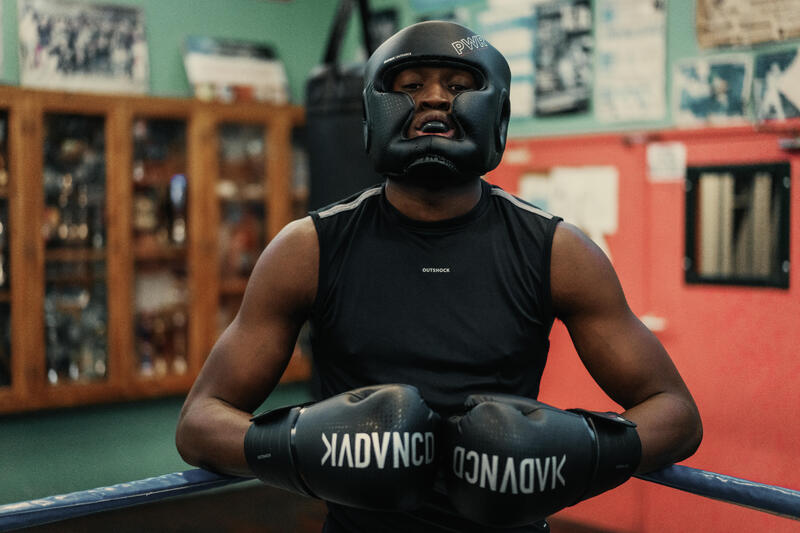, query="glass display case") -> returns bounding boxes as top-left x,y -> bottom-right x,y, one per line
291,125 -> 310,221
216,122 -> 267,334
42,113 -> 108,385
0,86 -> 306,413
0,111 -> 9,388
131,118 -> 189,378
